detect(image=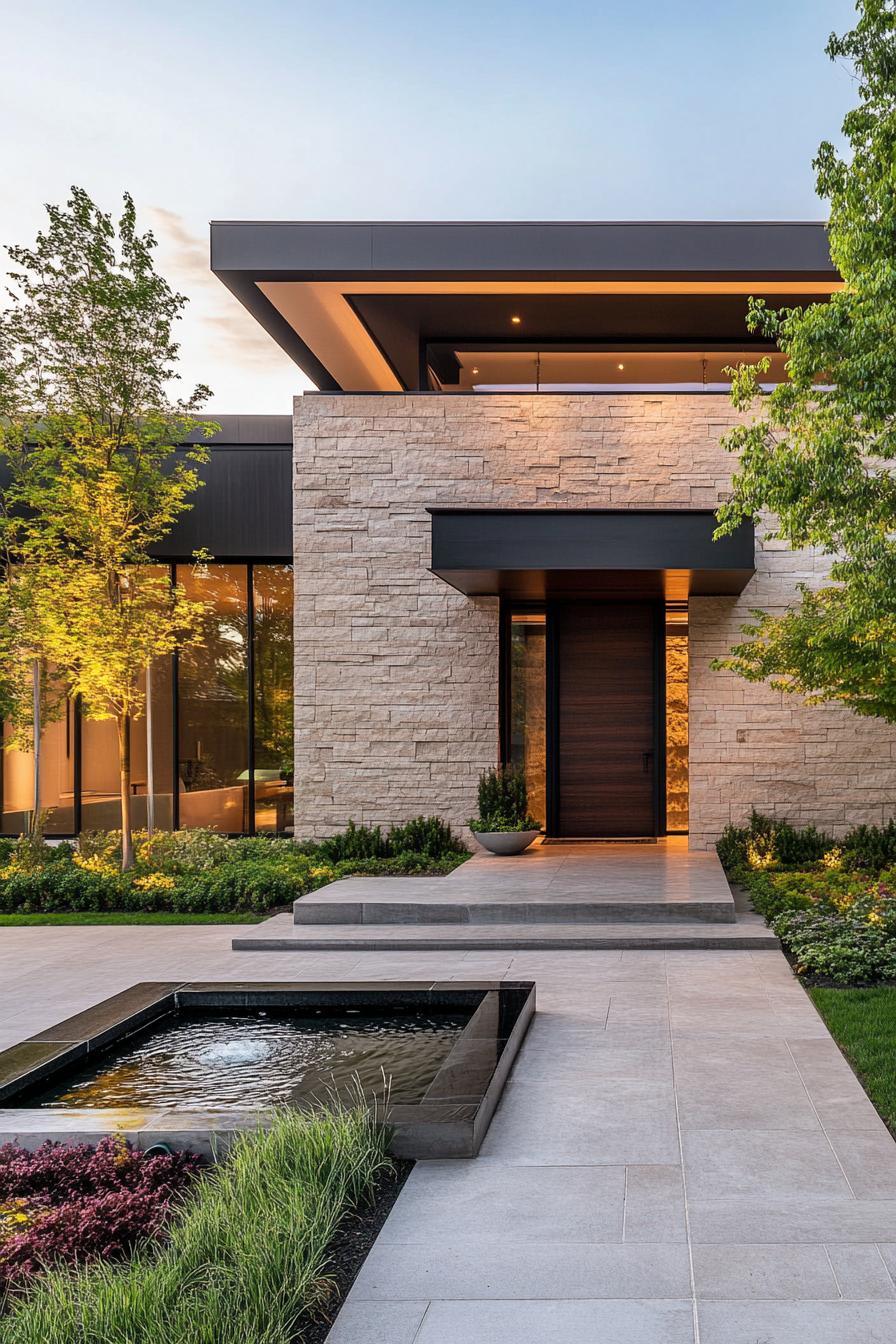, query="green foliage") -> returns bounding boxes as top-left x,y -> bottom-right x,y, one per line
316,820 -> 391,864
316,816 -> 467,864
774,900 -> 896,985
714,4 -> 896,722
717,810 -> 896,879
331,853 -> 468,879
0,820 -> 470,915
469,765 -> 538,832
842,822 -> 896,872
2,1106 -> 390,1344
716,810 -> 834,874
388,815 -> 467,858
